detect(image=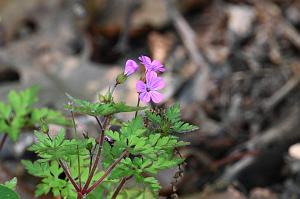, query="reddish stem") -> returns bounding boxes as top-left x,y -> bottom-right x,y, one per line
111,176 -> 132,199
85,149 -> 129,194
82,117 -> 108,192
77,192 -> 83,199
58,160 -> 80,192
0,134 -> 8,151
